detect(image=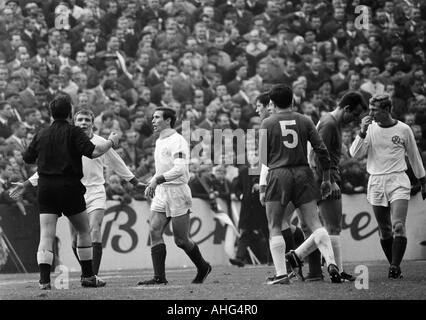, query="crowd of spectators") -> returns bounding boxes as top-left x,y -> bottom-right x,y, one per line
1,0 -> 426,215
